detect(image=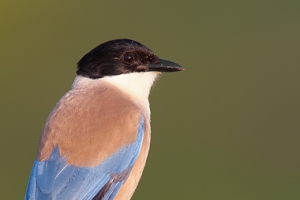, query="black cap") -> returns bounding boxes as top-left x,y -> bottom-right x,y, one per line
77,39 -> 184,79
